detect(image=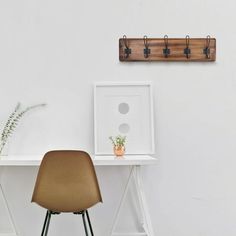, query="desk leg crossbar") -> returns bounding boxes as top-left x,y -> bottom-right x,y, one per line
0,168 -> 18,236
110,166 -> 154,236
